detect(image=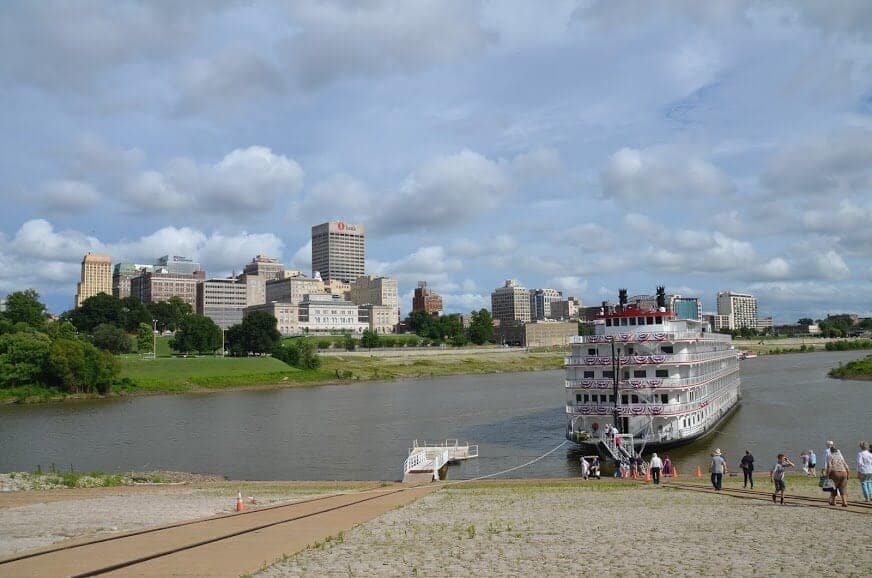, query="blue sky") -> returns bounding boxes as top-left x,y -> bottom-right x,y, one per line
1,1 -> 871,320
